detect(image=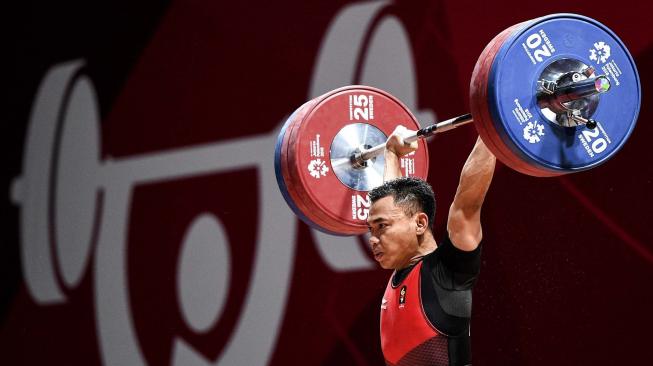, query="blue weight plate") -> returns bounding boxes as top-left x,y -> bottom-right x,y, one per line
275,103 -> 342,236
487,13 -> 641,174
